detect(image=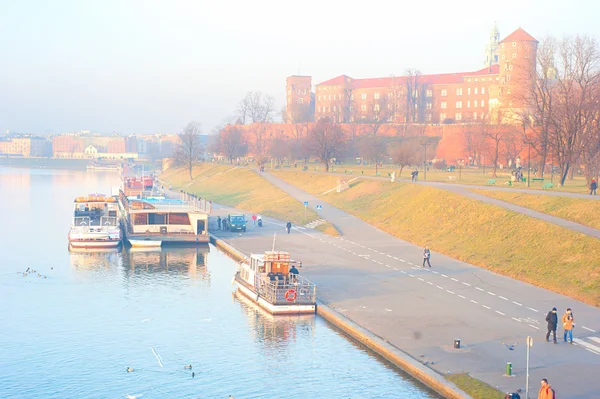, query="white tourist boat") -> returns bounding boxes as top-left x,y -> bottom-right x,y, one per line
68,194 -> 122,249
234,250 -> 316,315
